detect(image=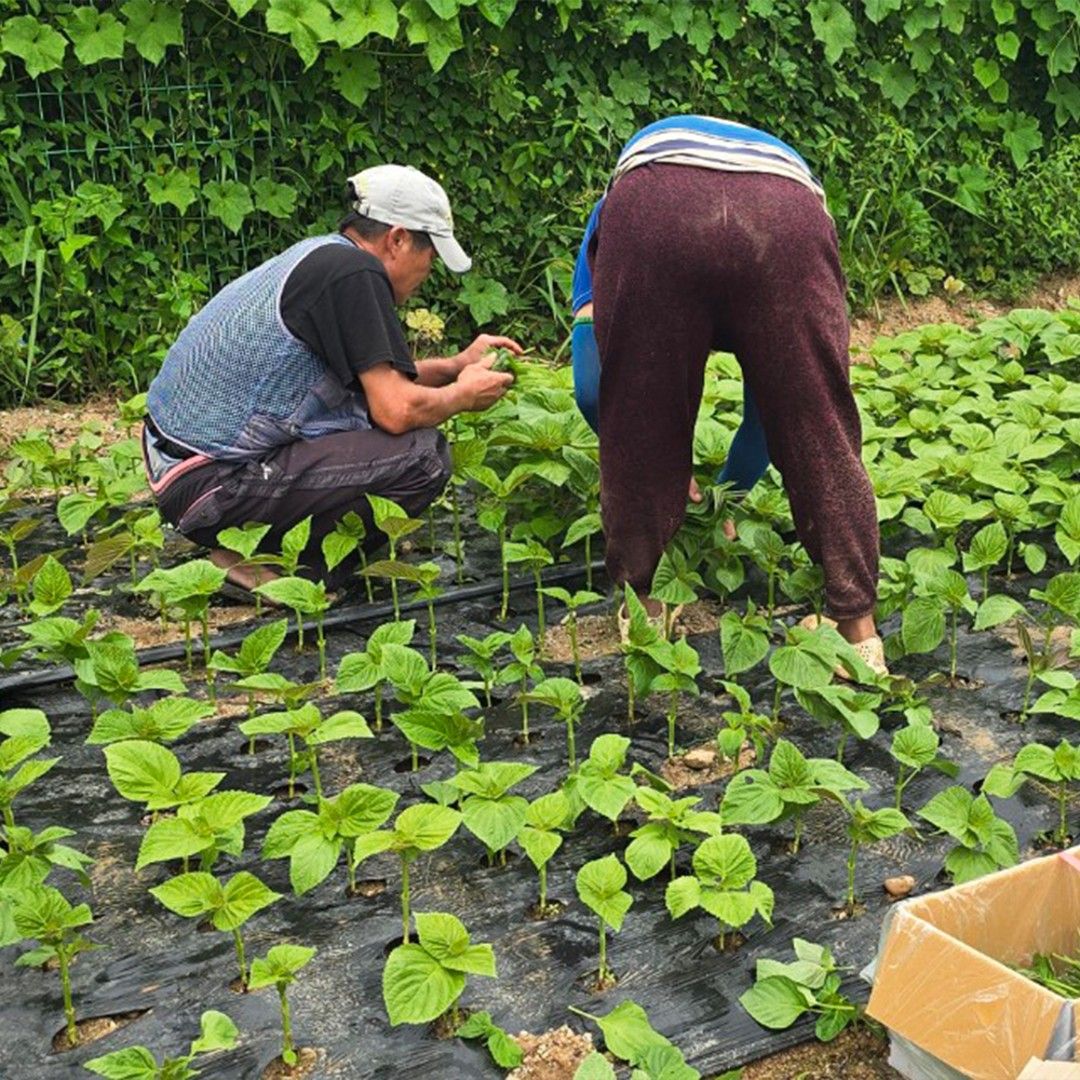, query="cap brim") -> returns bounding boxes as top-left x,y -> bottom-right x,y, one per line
431,232 -> 471,274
